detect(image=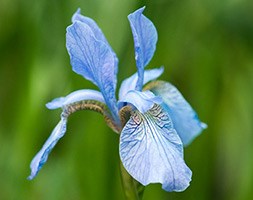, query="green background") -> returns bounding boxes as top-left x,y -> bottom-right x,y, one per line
0,0 -> 253,199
